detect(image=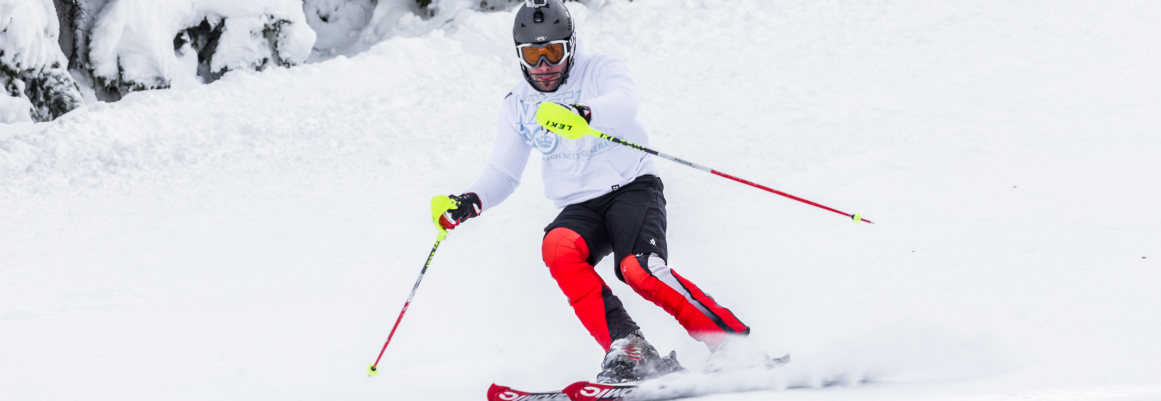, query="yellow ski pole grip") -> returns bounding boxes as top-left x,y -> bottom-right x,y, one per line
536,102 -> 600,139
430,195 -> 457,241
